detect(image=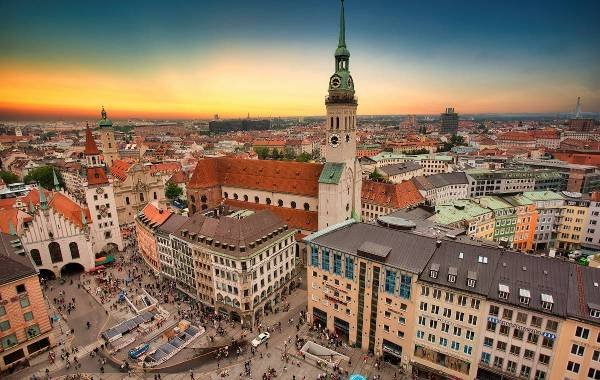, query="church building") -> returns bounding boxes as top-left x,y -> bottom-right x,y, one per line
187,0 -> 362,234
